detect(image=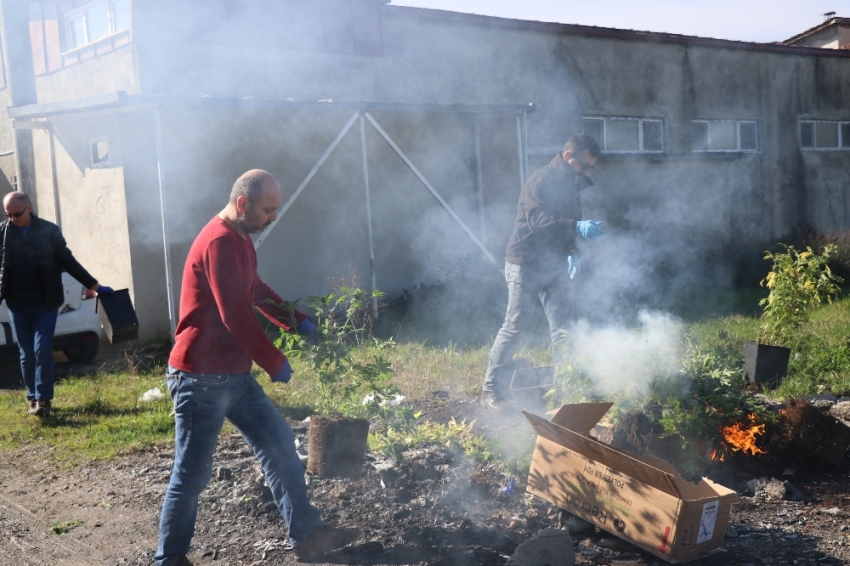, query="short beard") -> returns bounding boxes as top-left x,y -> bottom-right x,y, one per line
236,210 -> 262,234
